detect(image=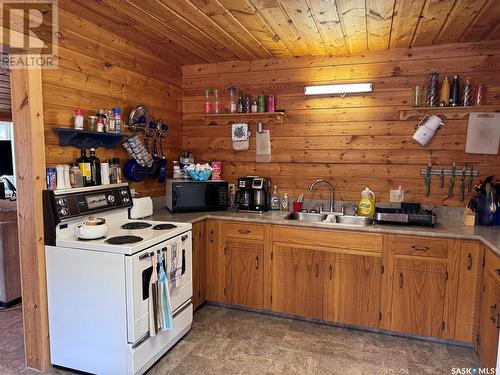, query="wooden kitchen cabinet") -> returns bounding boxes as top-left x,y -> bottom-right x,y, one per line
390,257 -> 447,337
224,238 -> 264,309
323,251 -> 382,327
191,221 -> 206,310
271,244 -> 323,319
477,249 -> 500,368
